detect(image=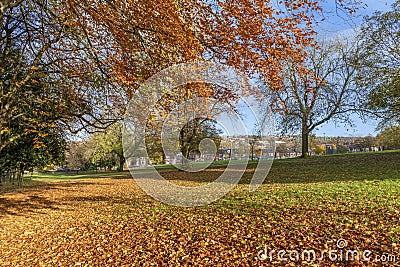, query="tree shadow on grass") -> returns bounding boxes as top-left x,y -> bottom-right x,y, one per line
0,195 -> 61,217
0,181 -> 100,217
